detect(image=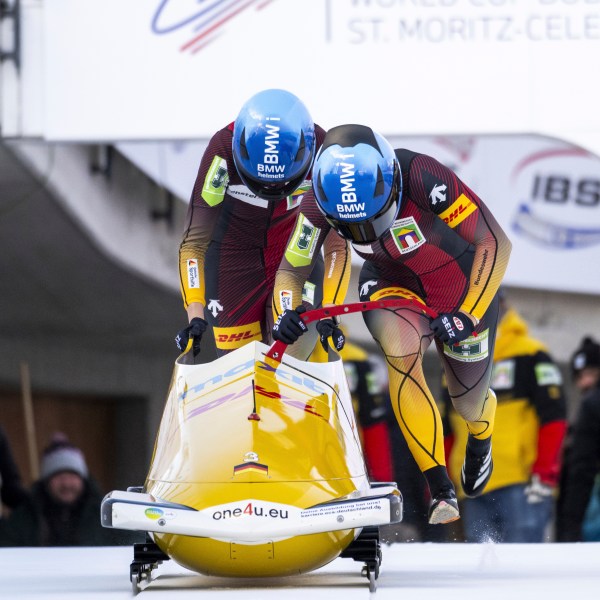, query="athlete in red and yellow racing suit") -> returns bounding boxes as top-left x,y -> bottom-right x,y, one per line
273,143 -> 512,523
179,123 -> 350,358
